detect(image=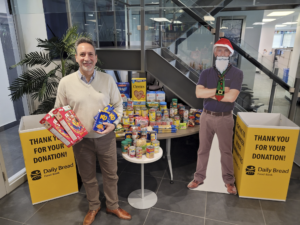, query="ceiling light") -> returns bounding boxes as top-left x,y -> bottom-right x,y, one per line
262,18 -> 276,22
150,18 -> 171,22
204,15 -> 215,21
253,22 -> 265,25
220,26 -> 228,29
133,18 -> 136,19
173,20 -> 182,24
178,10 -> 184,13
267,11 -> 294,17
282,22 -> 297,24
275,25 -> 287,27
246,27 -> 253,29
88,14 -> 93,17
